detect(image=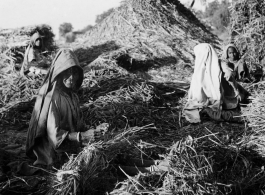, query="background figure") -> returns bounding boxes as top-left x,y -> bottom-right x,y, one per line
20,31 -> 48,76
220,44 -> 251,83
219,44 -> 251,110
